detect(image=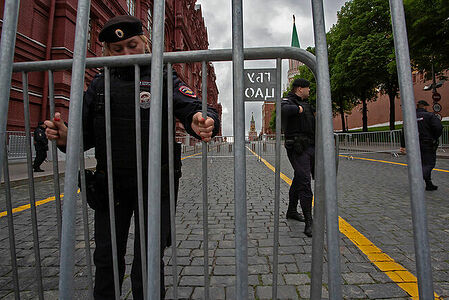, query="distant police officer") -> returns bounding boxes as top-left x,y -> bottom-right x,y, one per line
33,121 -> 48,172
281,78 -> 315,237
45,15 -> 220,300
400,100 -> 443,191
